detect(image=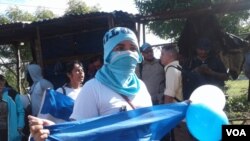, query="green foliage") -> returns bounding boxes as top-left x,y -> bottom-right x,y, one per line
218,11 -> 250,35
225,94 -> 250,119
225,79 -> 249,97
224,78 -> 250,119
4,71 -> 17,90
5,6 -> 36,22
0,15 -> 10,24
1,6 -> 56,24
148,19 -> 186,40
0,45 -> 16,62
35,7 -> 56,20
0,1 -> 100,92
135,0 -> 250,40
65,0 -> 100,15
